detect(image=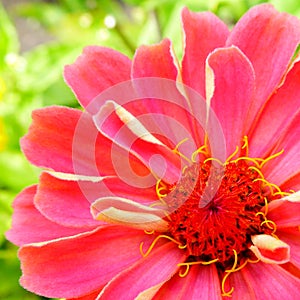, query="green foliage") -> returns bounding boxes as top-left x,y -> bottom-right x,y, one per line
270,0 -> 300,16
0,0 -> 299,299
0,3 -> 19,69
